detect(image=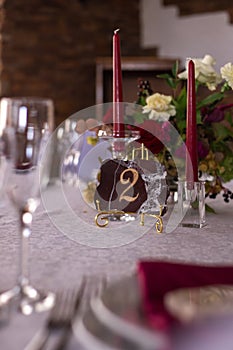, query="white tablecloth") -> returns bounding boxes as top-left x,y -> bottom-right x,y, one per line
0,182 -> 233,350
